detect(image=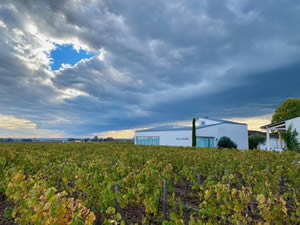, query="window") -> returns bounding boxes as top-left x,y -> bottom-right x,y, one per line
200,121 -> 206,126
196,137 -> 214,147
136,136 -> 160,146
